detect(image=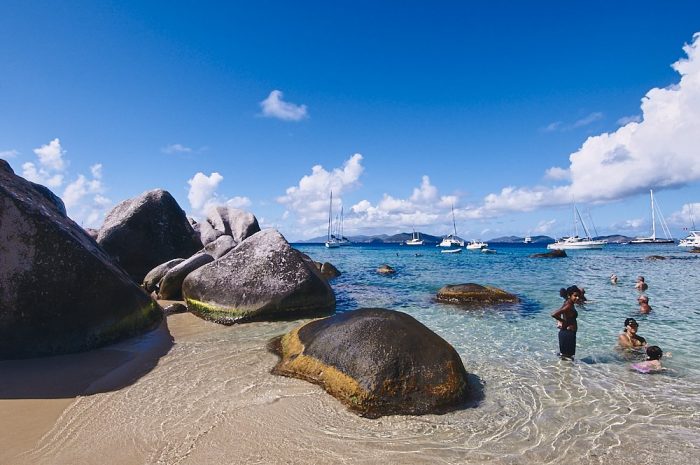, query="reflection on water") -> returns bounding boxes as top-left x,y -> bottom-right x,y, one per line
9,244 -> 700,464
